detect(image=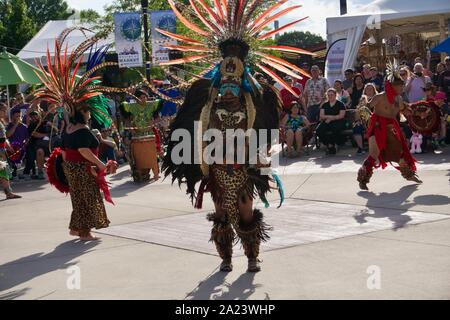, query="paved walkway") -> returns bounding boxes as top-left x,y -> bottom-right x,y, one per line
1,147 -> 449,299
